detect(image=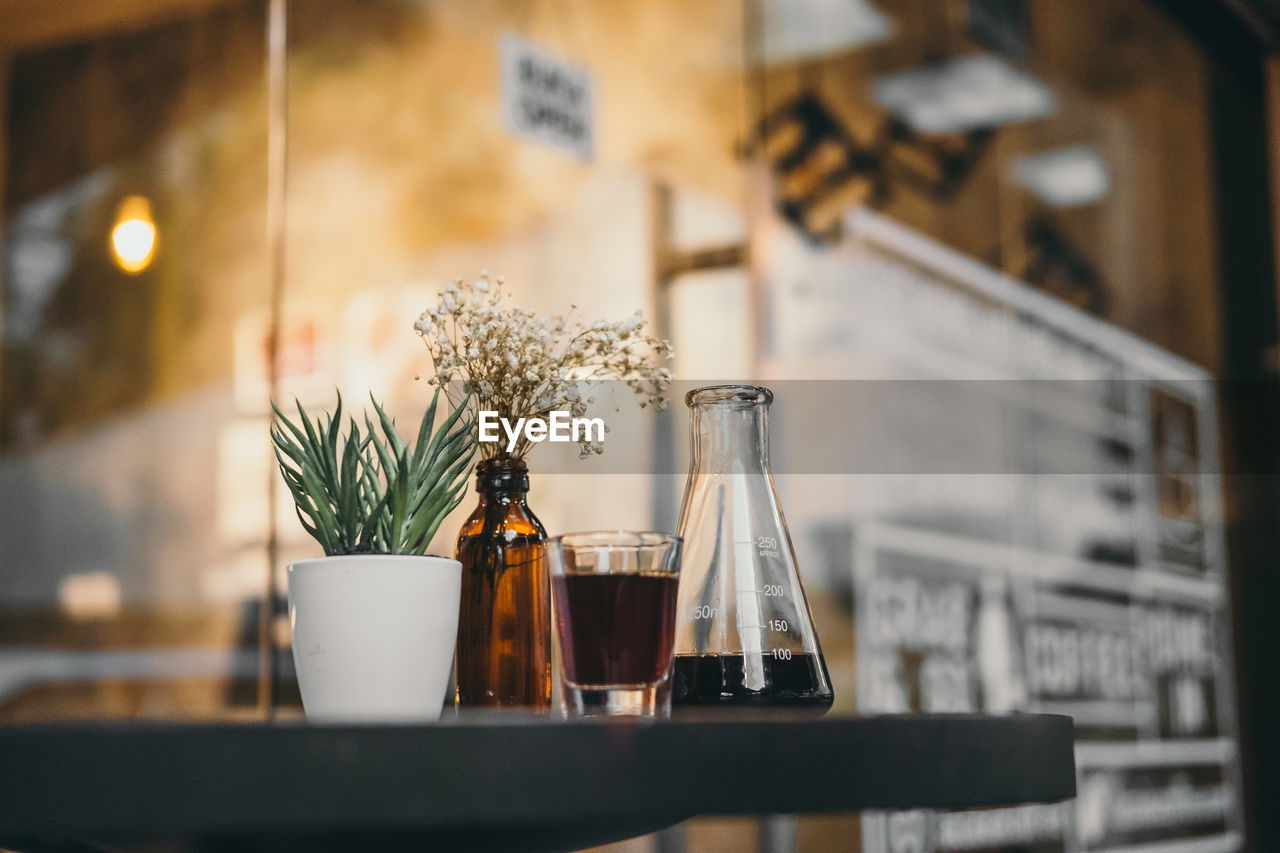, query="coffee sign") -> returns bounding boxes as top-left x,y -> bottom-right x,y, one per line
500,34 -> 594,161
